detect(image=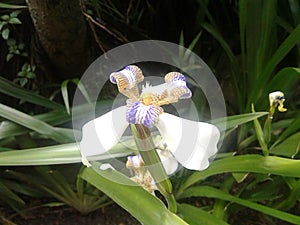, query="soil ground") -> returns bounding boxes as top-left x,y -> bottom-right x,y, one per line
1,199 -> 298,225
0,203 -> 141,225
